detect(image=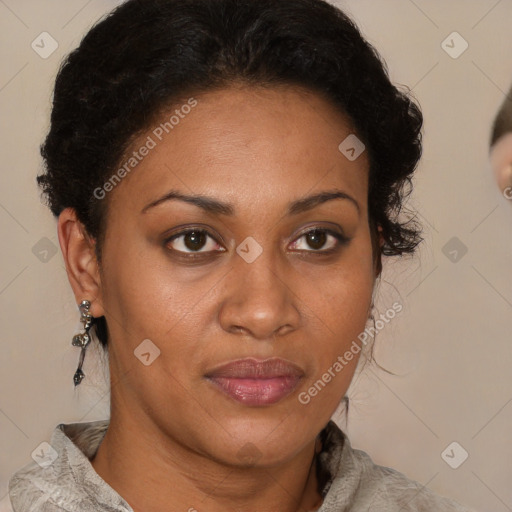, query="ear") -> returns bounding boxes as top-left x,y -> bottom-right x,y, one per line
57,207 -> 105,318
